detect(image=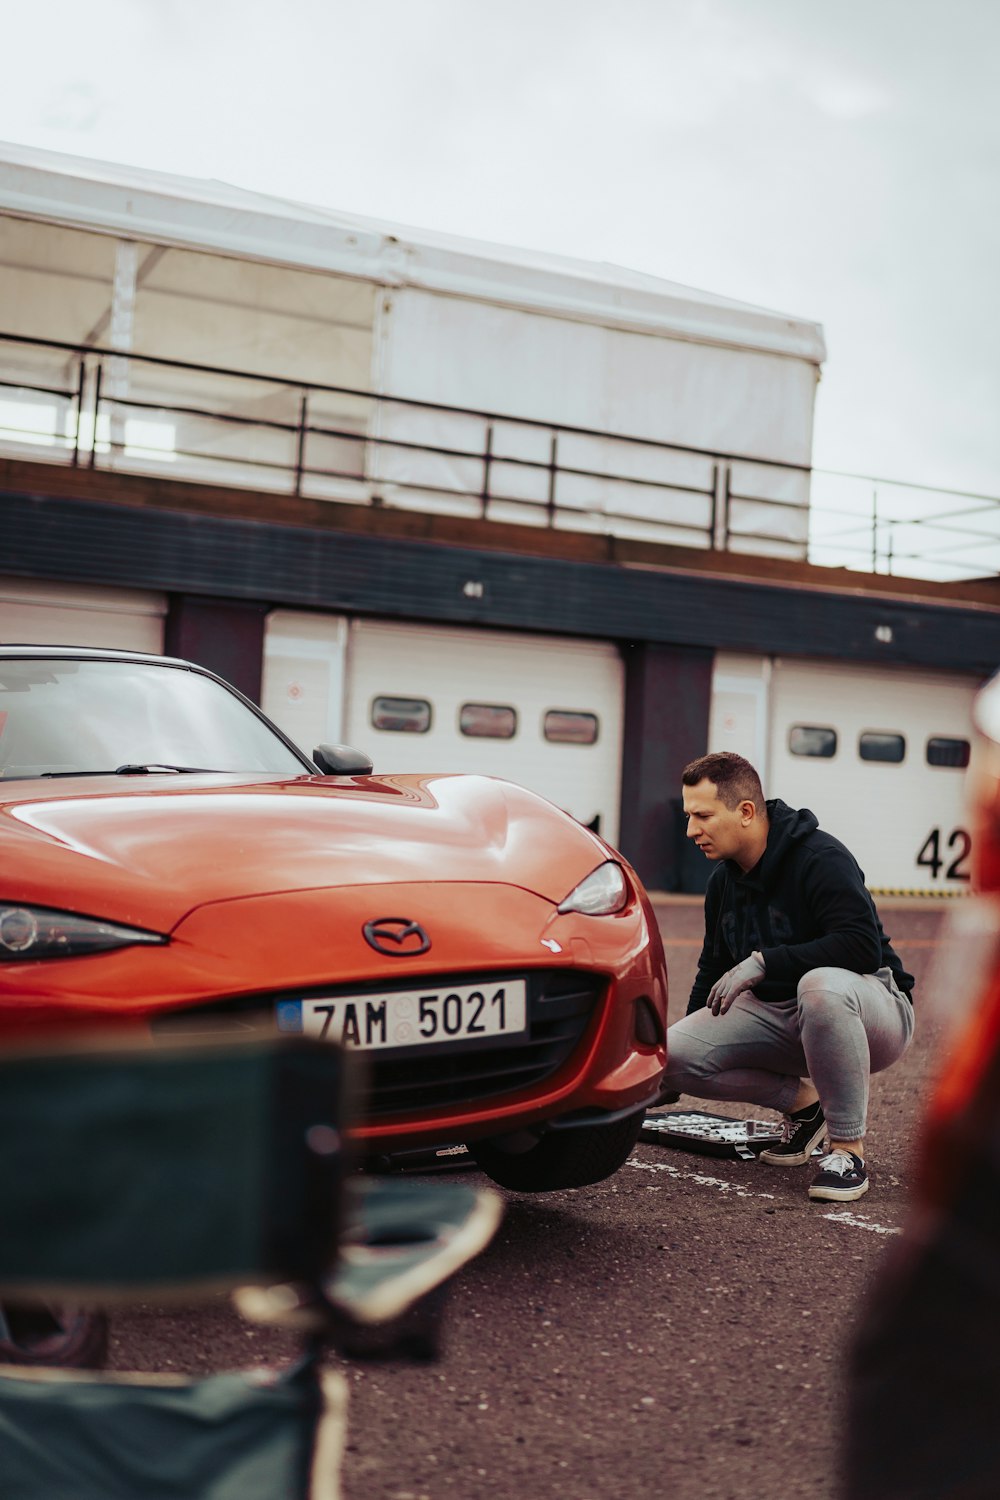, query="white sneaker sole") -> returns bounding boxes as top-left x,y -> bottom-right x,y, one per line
807,1177 -> 869,1202
759,1121 -> 827,1167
